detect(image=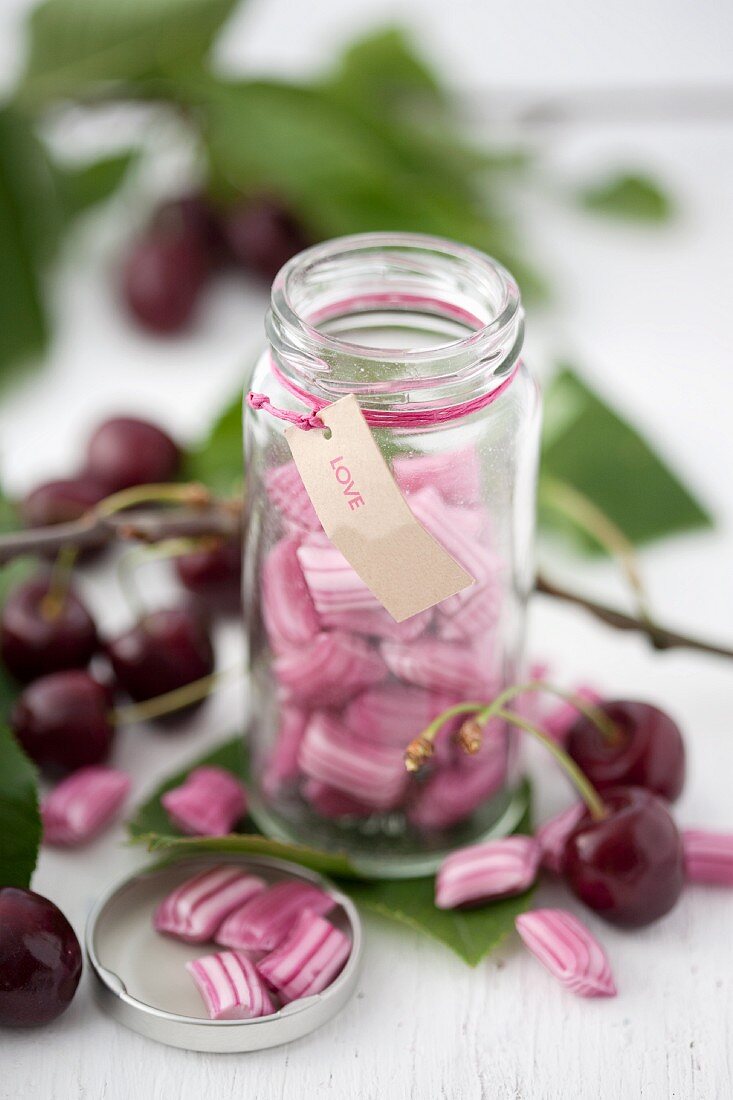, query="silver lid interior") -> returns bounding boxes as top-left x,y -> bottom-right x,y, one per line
86,854 -> 363,1053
